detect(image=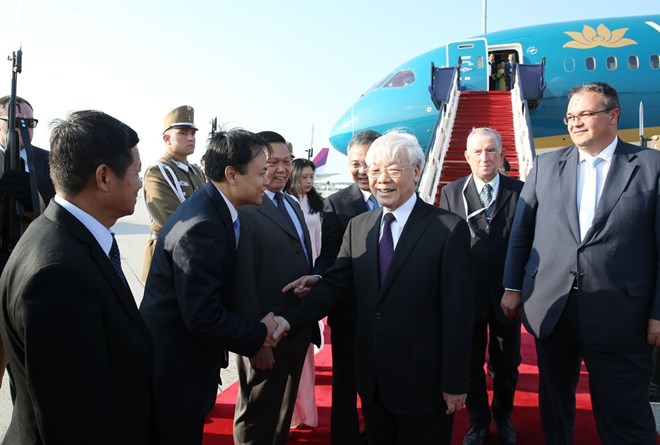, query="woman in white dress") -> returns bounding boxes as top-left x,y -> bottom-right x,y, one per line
286,158 -> 325,428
